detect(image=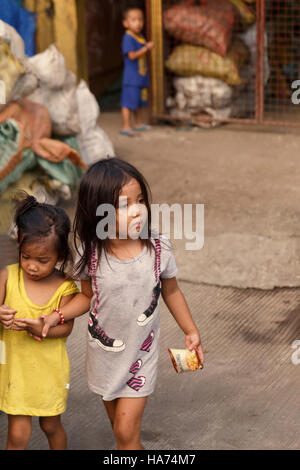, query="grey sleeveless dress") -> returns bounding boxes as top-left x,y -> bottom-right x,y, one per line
77,236 -> 178,401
